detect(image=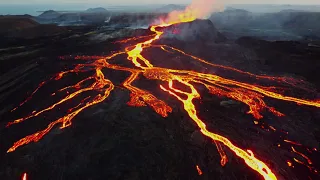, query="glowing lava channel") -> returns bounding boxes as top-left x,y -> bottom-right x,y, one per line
22,173 -> 27,180
6,2 -> 320,180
